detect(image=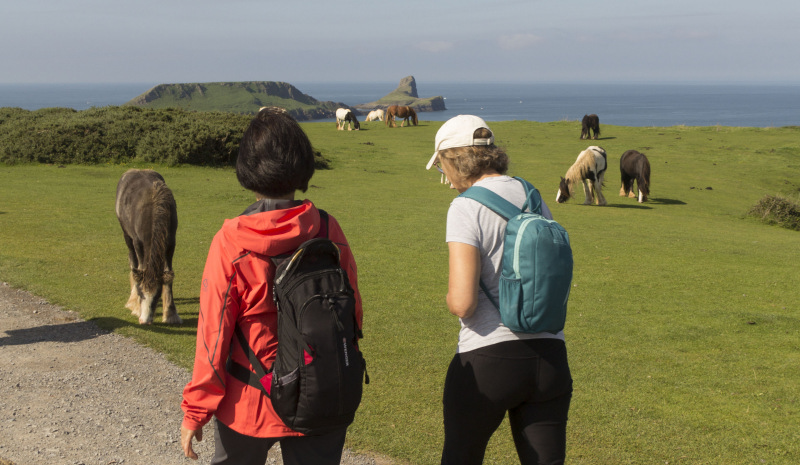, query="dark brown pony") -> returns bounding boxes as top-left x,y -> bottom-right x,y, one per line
115,169 -> 181,325
581,114 -> 600,140
619,150 -> 651,202
385,105 -> 418,127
